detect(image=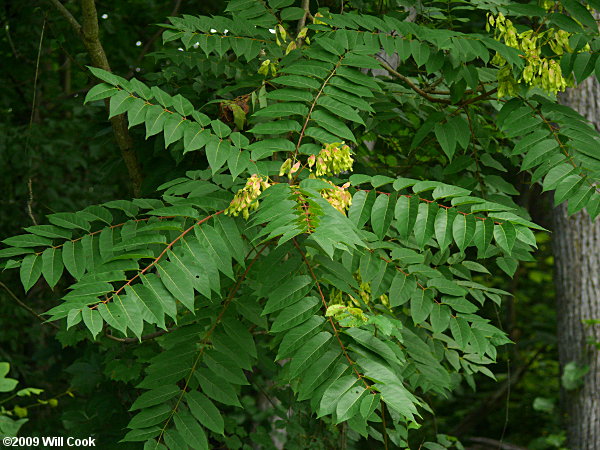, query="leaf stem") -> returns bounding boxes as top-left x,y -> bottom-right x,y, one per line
0,281 -> 59,330
293,239 -> 373,391
96,210 -> 224,308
